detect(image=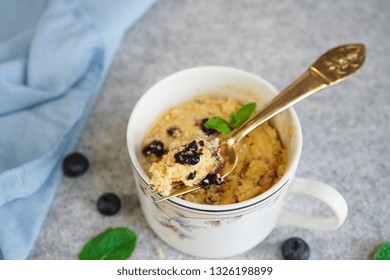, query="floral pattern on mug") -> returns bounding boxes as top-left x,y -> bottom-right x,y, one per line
204,215 -> 242,228
155,217 -> 195,240
154,206 -> 243,240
